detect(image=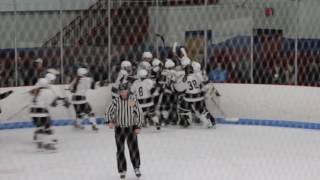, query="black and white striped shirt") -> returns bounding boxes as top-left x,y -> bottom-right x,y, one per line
106,94 -> 143,128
